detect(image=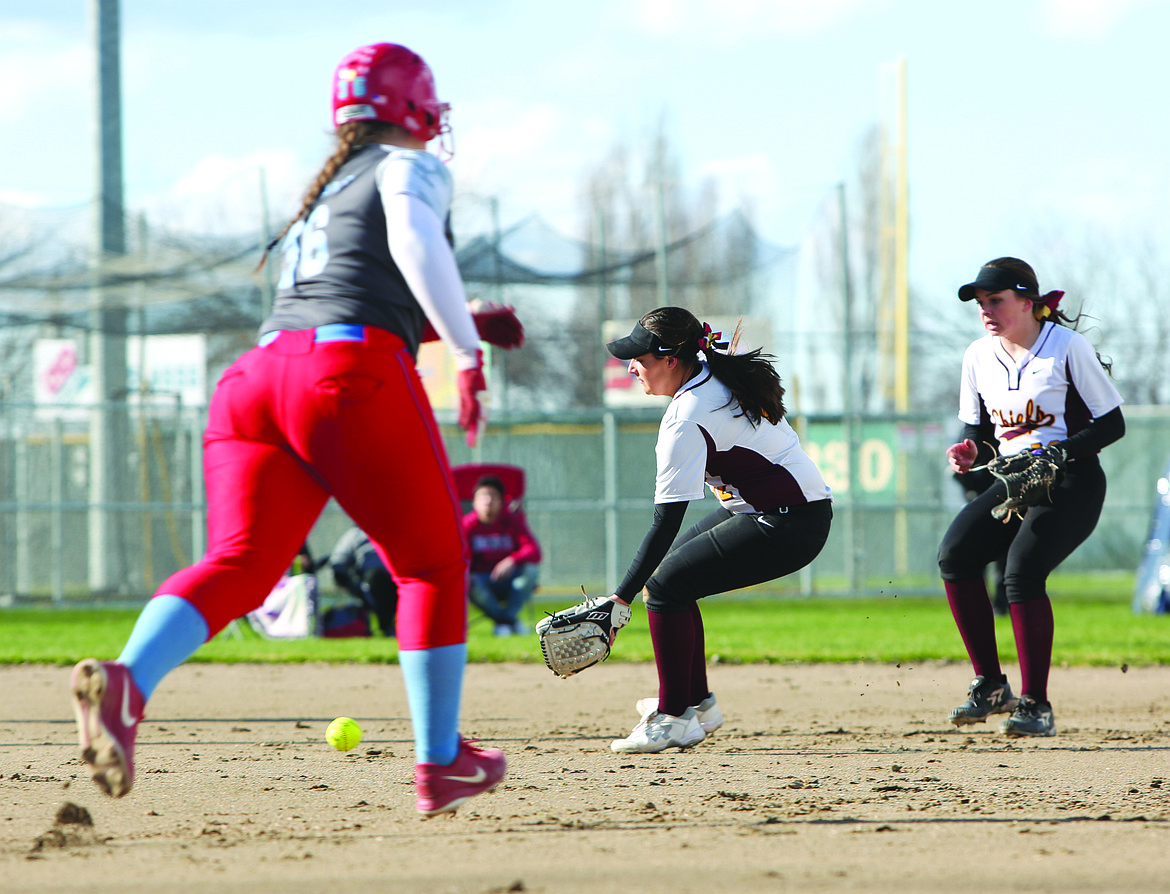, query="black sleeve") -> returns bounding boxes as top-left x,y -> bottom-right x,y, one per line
612,501 -> 690,604
1058,405 -> 1125,458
